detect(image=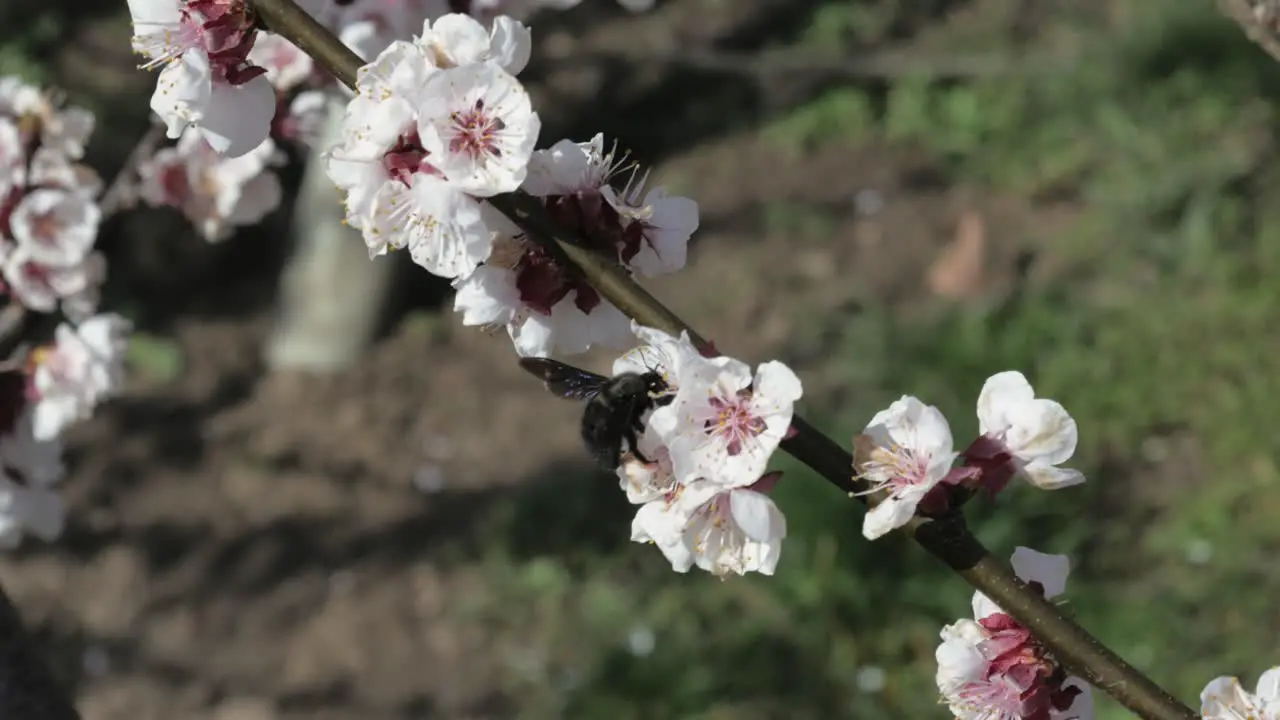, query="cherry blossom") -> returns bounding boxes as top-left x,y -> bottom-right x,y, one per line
8,188 -> 101,265
631,475 -> 786,577
964,370 -> 1084,493
649,354 -> 801,489
248,32 -> 316,92
415,62 -> 539,195
936,547 -> 1093,720
1202,667 -> 1280,720
0,79 -> 95,161
454,137 -> 697,358
2,244 -> 107,320
128,0 -> 276,157
611,322 -> 701,394
523,134 -> 698,278
275,89 -> 330,146
325,22 -> 538,277
29,313 -> 132,442
137,126 -> 285,242
0,82 -> 105,319
0,119 -> 24,195
855,395 -> 959,540
417,13 -> 531,75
